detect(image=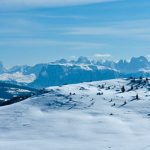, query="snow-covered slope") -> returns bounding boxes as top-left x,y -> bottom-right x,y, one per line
0,81 -> 38,102
0,72 -> 36,83
0,78 -> 150,150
